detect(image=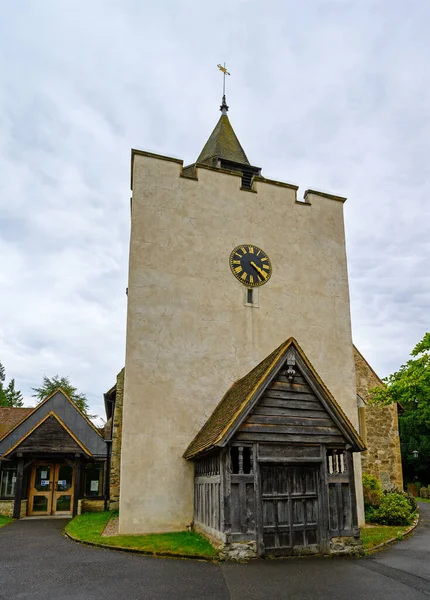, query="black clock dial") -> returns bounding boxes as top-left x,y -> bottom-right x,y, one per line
229,244 -> 272,287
